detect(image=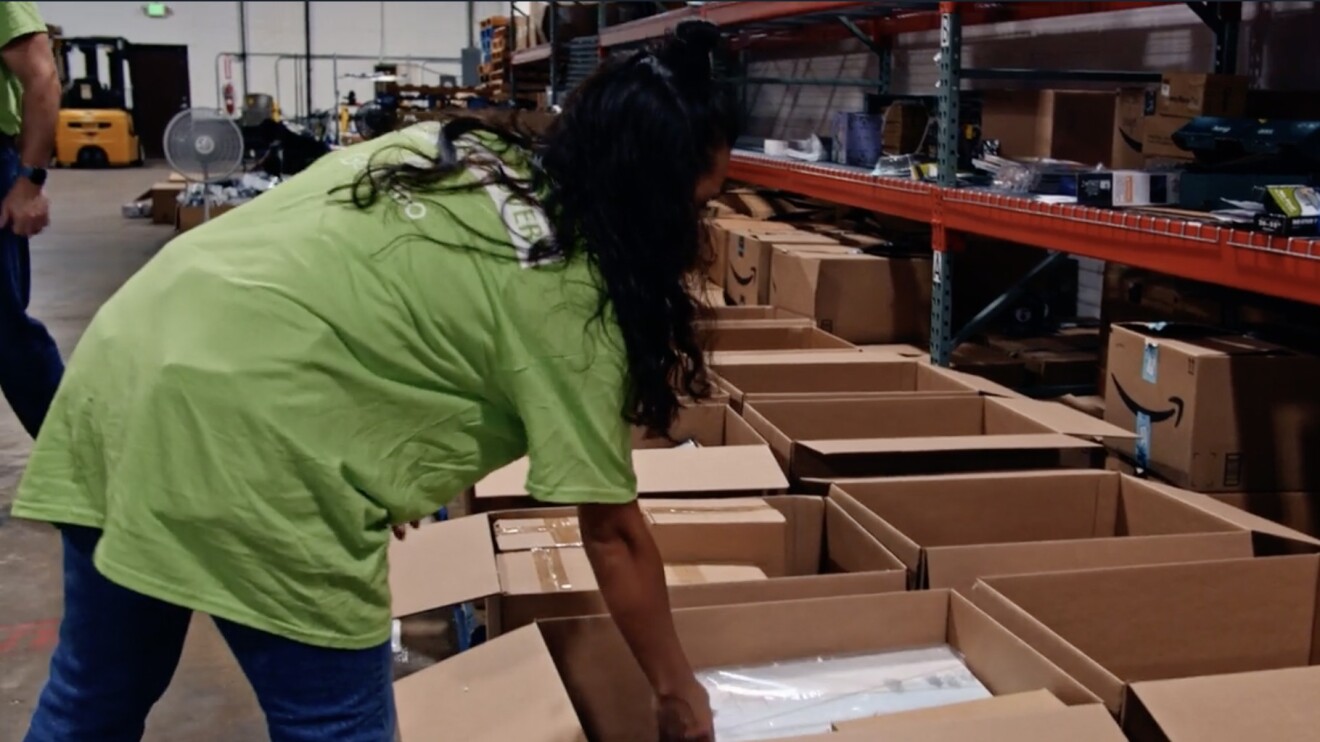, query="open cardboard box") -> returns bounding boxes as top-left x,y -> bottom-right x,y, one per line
394,590 -> 1103,742
744,396 -> 1133,486
709,355 -> 1002,412
472,402 -> 787,511
389,495 -> 906,638
1124,665 -> 1320,742
703,324 -> 856,353
969,555 -> 1320,738
830,470 -> 1319,591
817,693 -> 1125,741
